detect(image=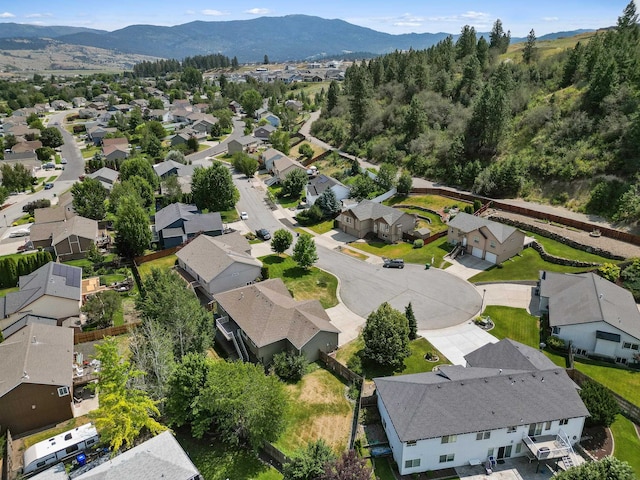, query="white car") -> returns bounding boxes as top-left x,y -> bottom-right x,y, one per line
9,229 -> 30,238
240,211 -> 249,220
